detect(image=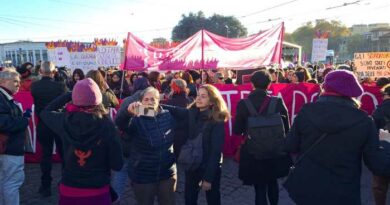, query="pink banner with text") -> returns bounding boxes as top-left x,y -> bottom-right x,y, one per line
17,83 -> 382,162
